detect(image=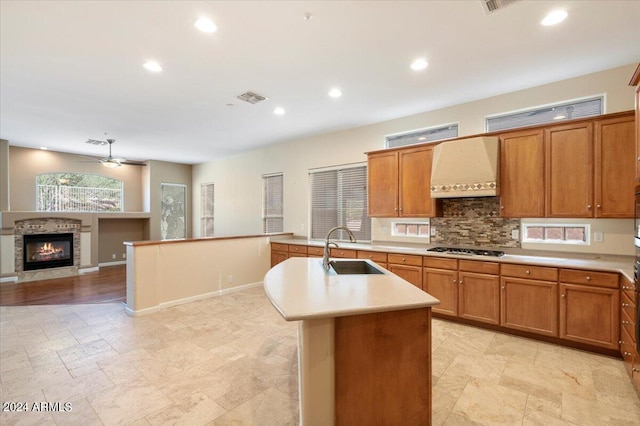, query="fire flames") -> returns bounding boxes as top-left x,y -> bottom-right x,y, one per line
32,242 -> 66,261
